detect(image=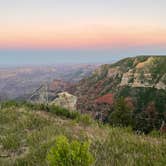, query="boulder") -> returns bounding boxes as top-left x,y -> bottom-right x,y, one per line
51,92 -> 77,110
